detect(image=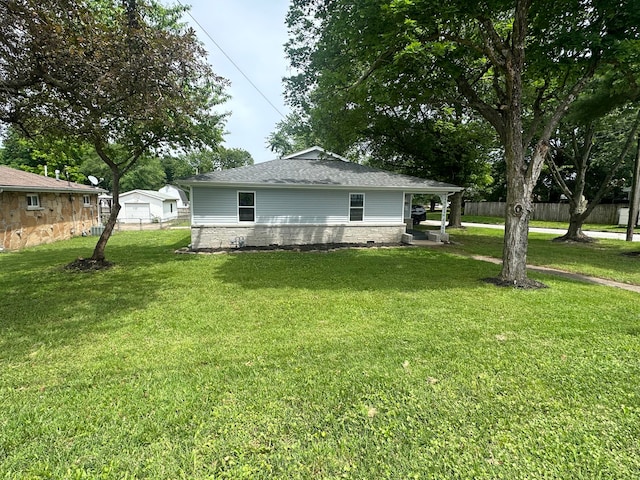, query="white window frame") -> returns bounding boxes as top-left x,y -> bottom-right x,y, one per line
26,194 -> 41,210
349,193 -> 365,222
83,194 -> 91,207
238,191 -> 256,223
